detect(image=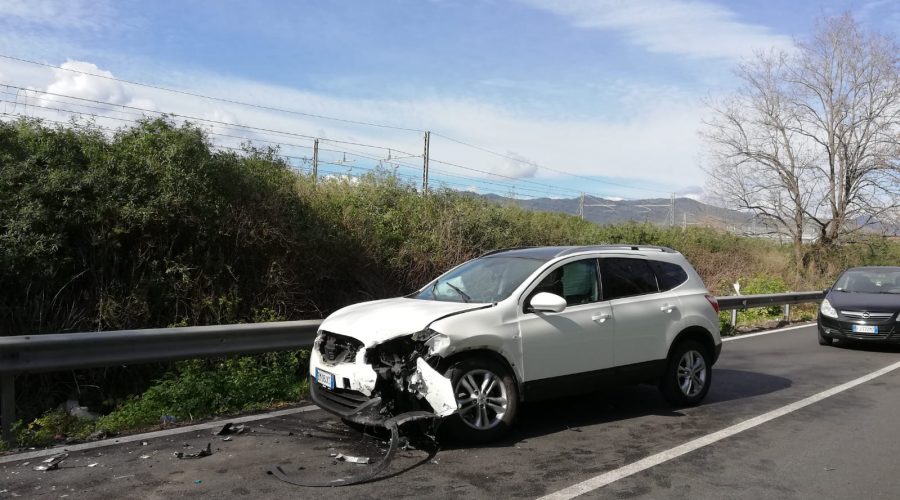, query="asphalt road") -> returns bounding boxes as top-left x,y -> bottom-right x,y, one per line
3,323 -> 900,499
